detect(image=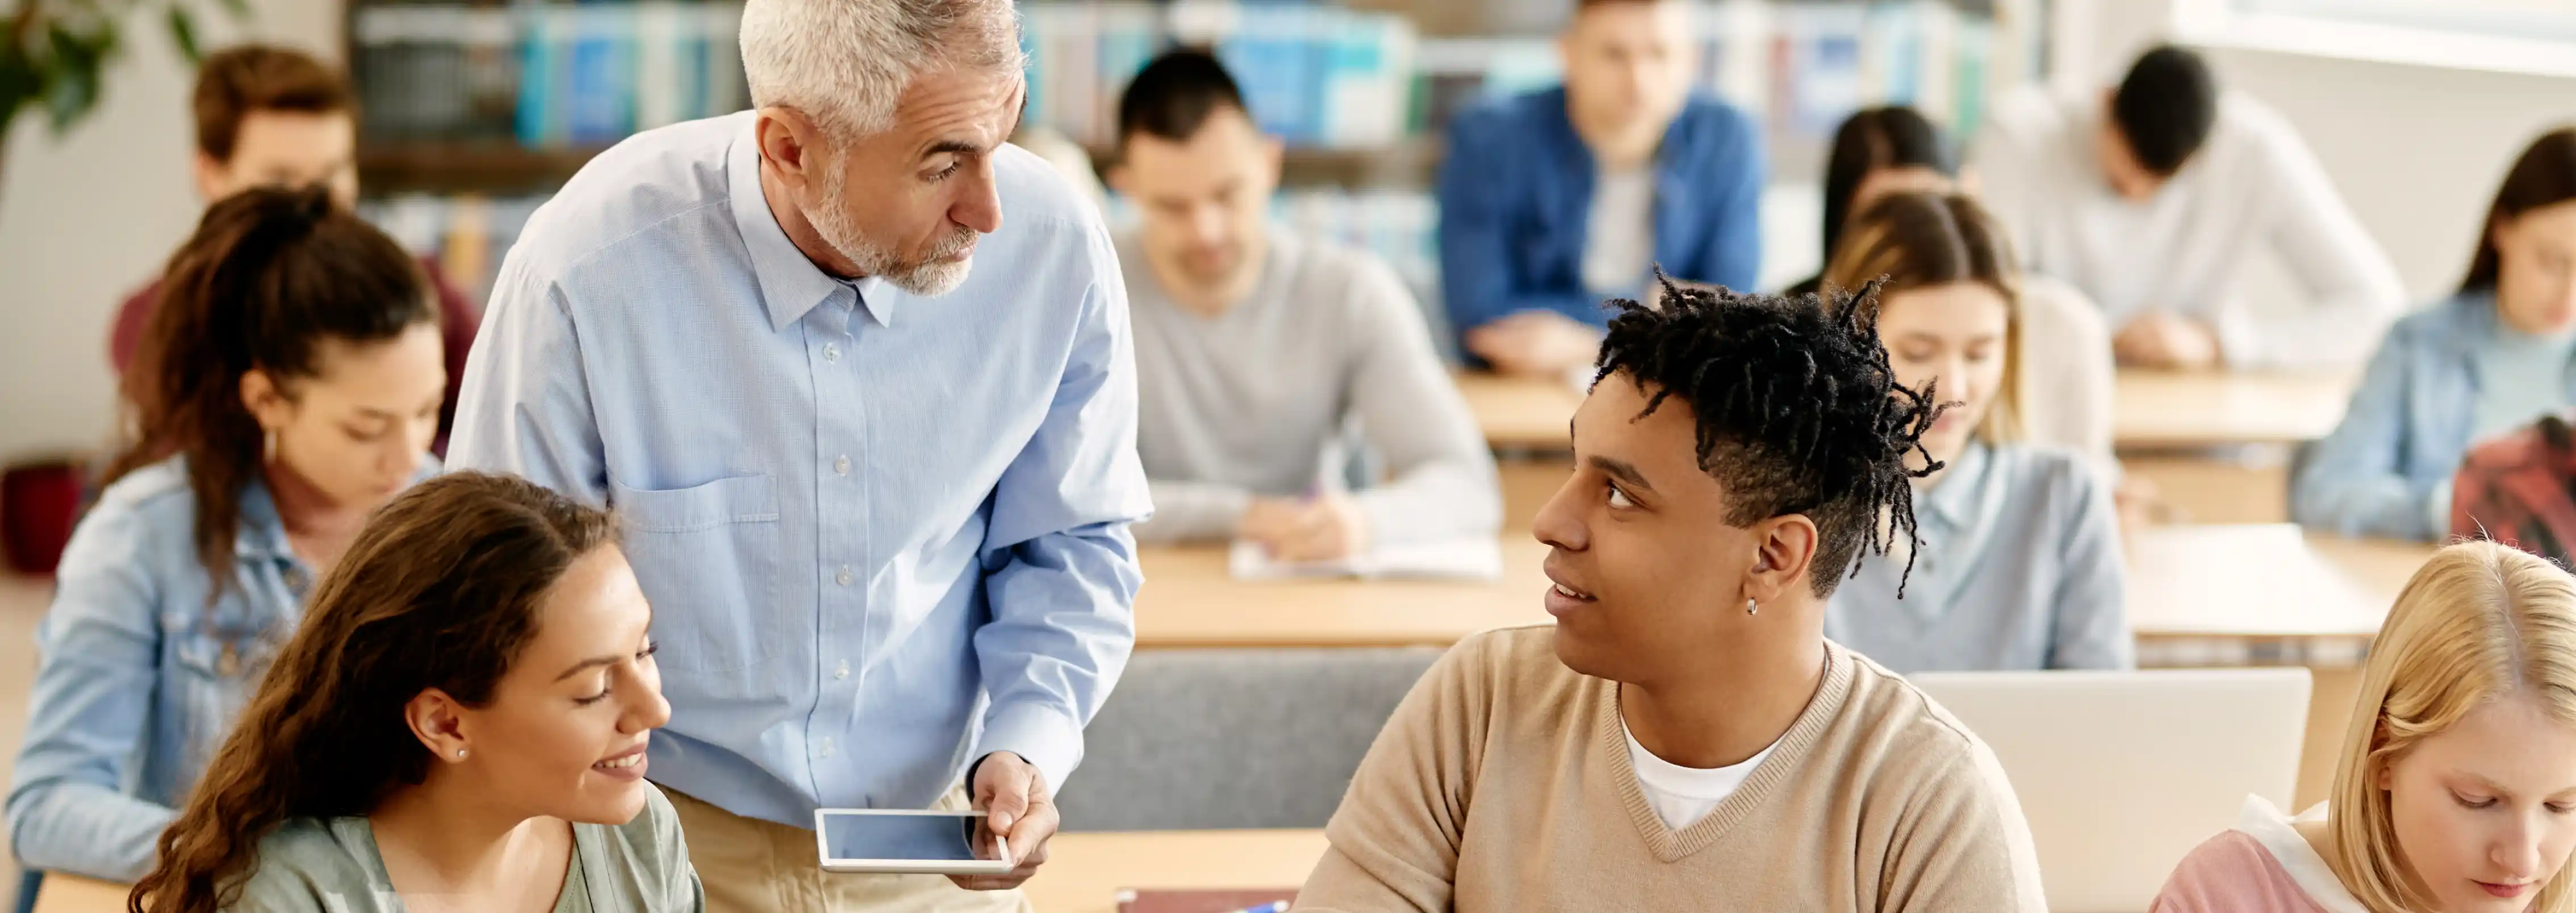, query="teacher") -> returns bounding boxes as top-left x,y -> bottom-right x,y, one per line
445,0 -> 1149,910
